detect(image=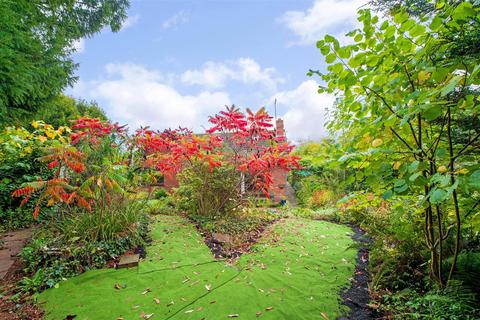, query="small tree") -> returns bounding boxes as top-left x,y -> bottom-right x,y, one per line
313,1 -> 480,286
12,117 -> 130,218
135,106 -> 300,216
